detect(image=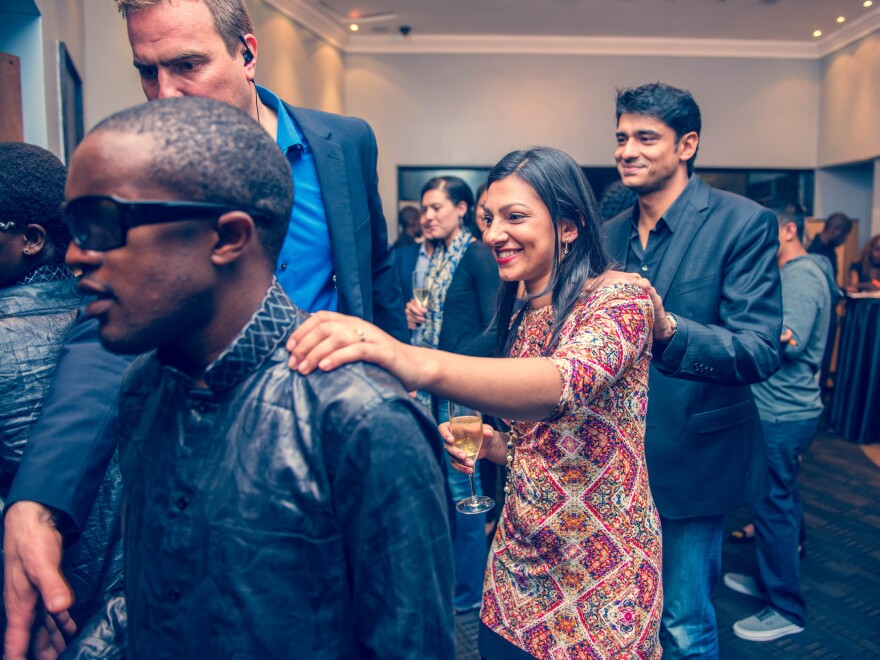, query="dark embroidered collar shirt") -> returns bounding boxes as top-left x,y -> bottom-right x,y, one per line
624,175 -> 698,278
103,281 -> 453,659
